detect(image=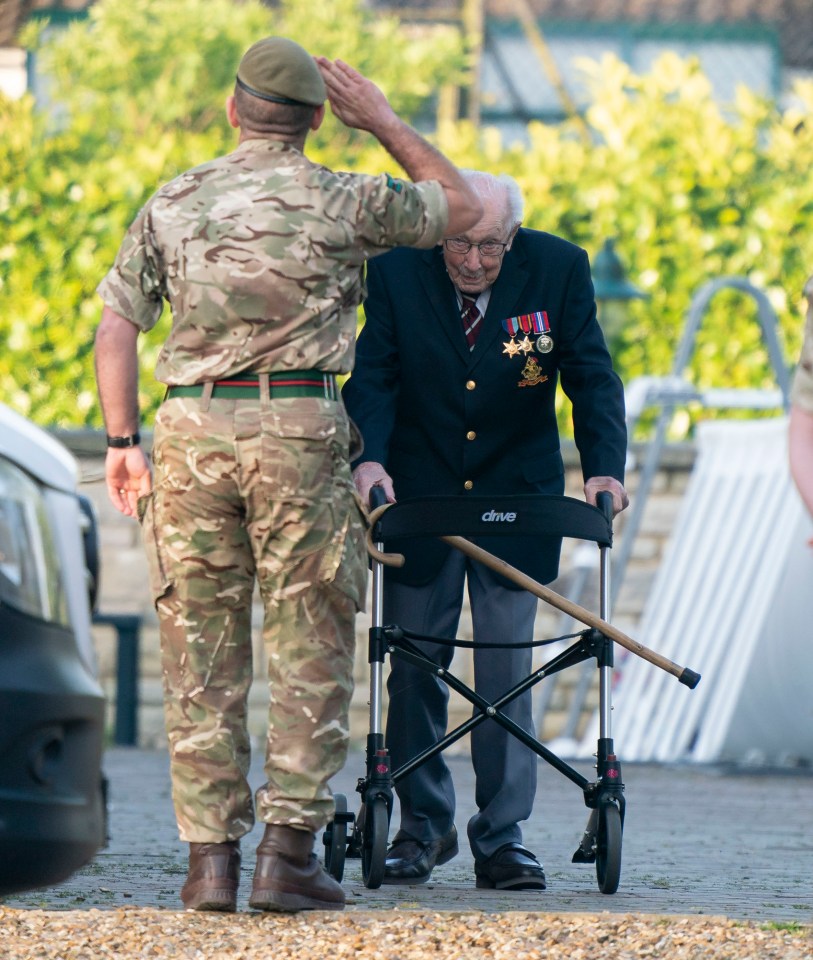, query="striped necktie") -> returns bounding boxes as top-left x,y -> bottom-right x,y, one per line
460,296 -> 482,350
